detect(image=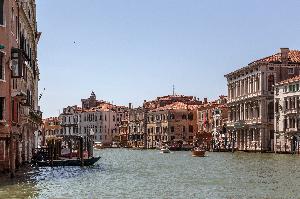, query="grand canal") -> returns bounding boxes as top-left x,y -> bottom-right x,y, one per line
0,149 -> 299,199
